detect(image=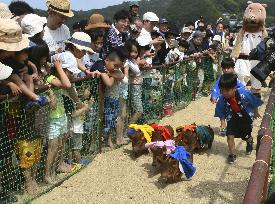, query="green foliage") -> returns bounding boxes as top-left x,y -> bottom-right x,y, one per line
35,0 -> 274,31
